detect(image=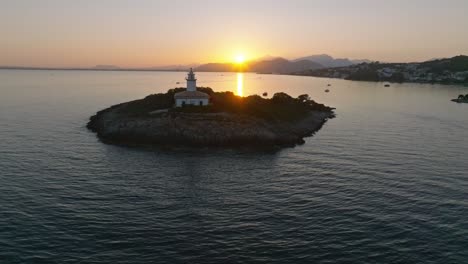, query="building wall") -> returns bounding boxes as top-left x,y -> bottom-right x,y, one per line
175,98 -> 209,107
187,80 -> 196,91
